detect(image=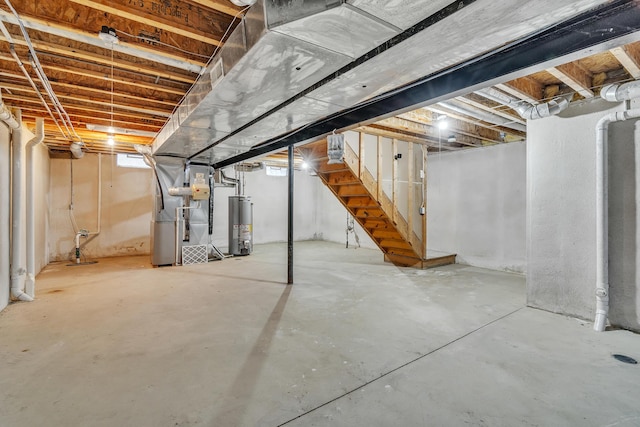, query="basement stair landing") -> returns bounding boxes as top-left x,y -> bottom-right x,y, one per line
299,137 -> 456,269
